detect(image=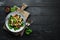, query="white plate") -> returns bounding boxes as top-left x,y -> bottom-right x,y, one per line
5,11 -> 26,33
